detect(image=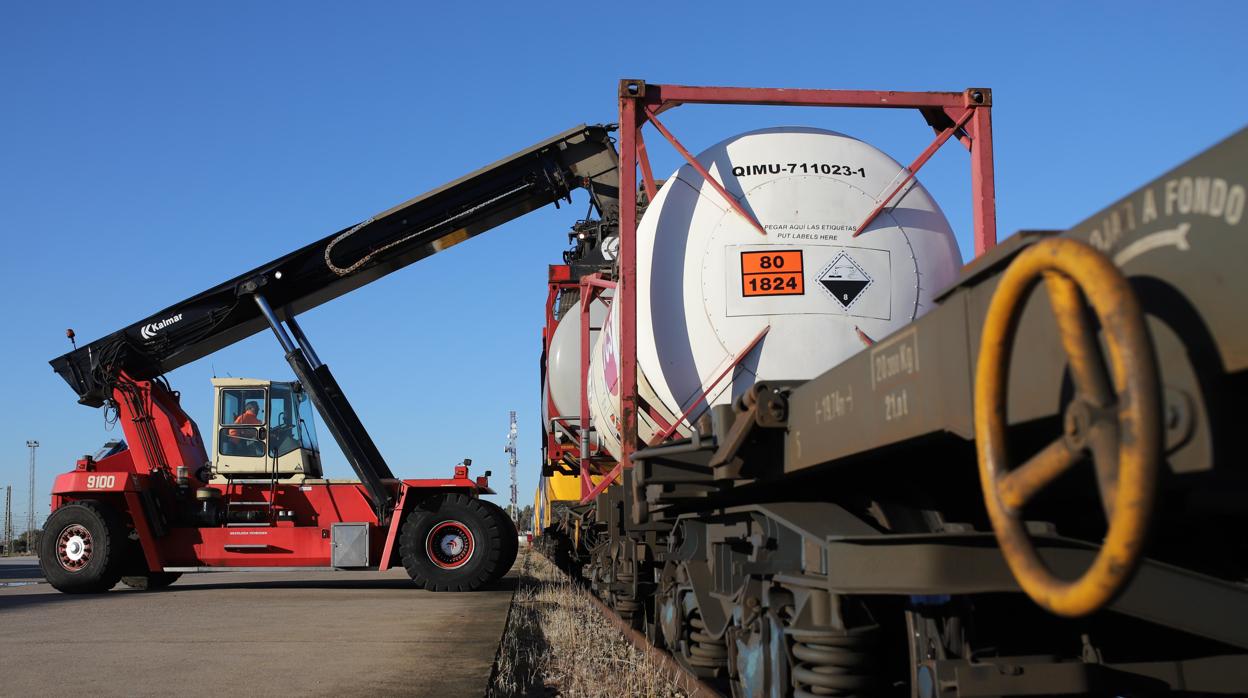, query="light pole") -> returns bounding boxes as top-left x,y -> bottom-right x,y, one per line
26,440 -> 38,553
3,485 -> 12,555
505,412 -> 518,523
